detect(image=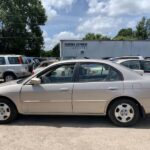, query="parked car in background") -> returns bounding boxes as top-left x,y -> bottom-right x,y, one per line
33,60 -> 58,74
115,59 -> 150,75
26,57 -> 35,73
110,56 -> 144,61
1,59 -> 150,126
0,55 -> 31,82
